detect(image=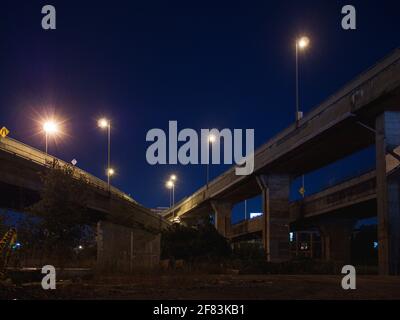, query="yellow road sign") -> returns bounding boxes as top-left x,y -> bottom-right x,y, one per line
0,127 -> 9,138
